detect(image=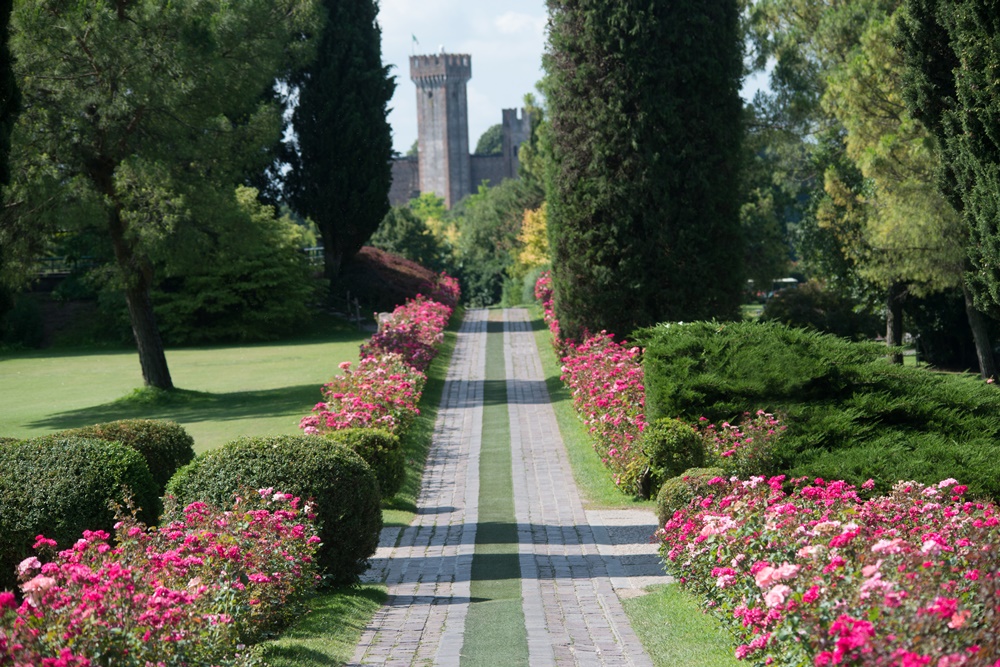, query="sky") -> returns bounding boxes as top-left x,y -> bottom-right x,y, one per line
377,1 -> 768,156
378,0 -> 548,155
